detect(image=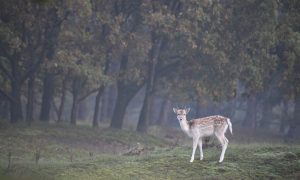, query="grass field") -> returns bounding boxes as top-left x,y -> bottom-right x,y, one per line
0,123 -> 299,179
